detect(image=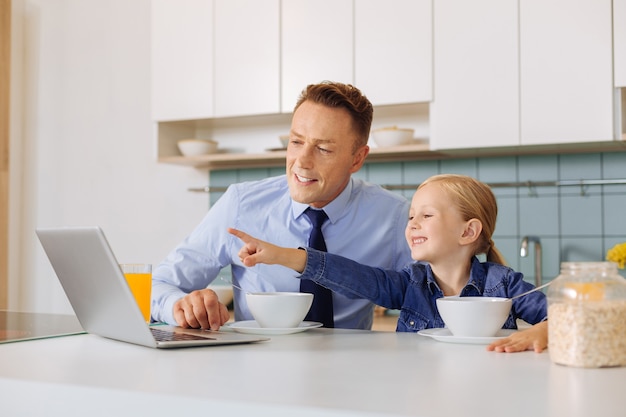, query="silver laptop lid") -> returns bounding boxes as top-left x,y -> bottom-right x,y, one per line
36,226 -> 267,348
